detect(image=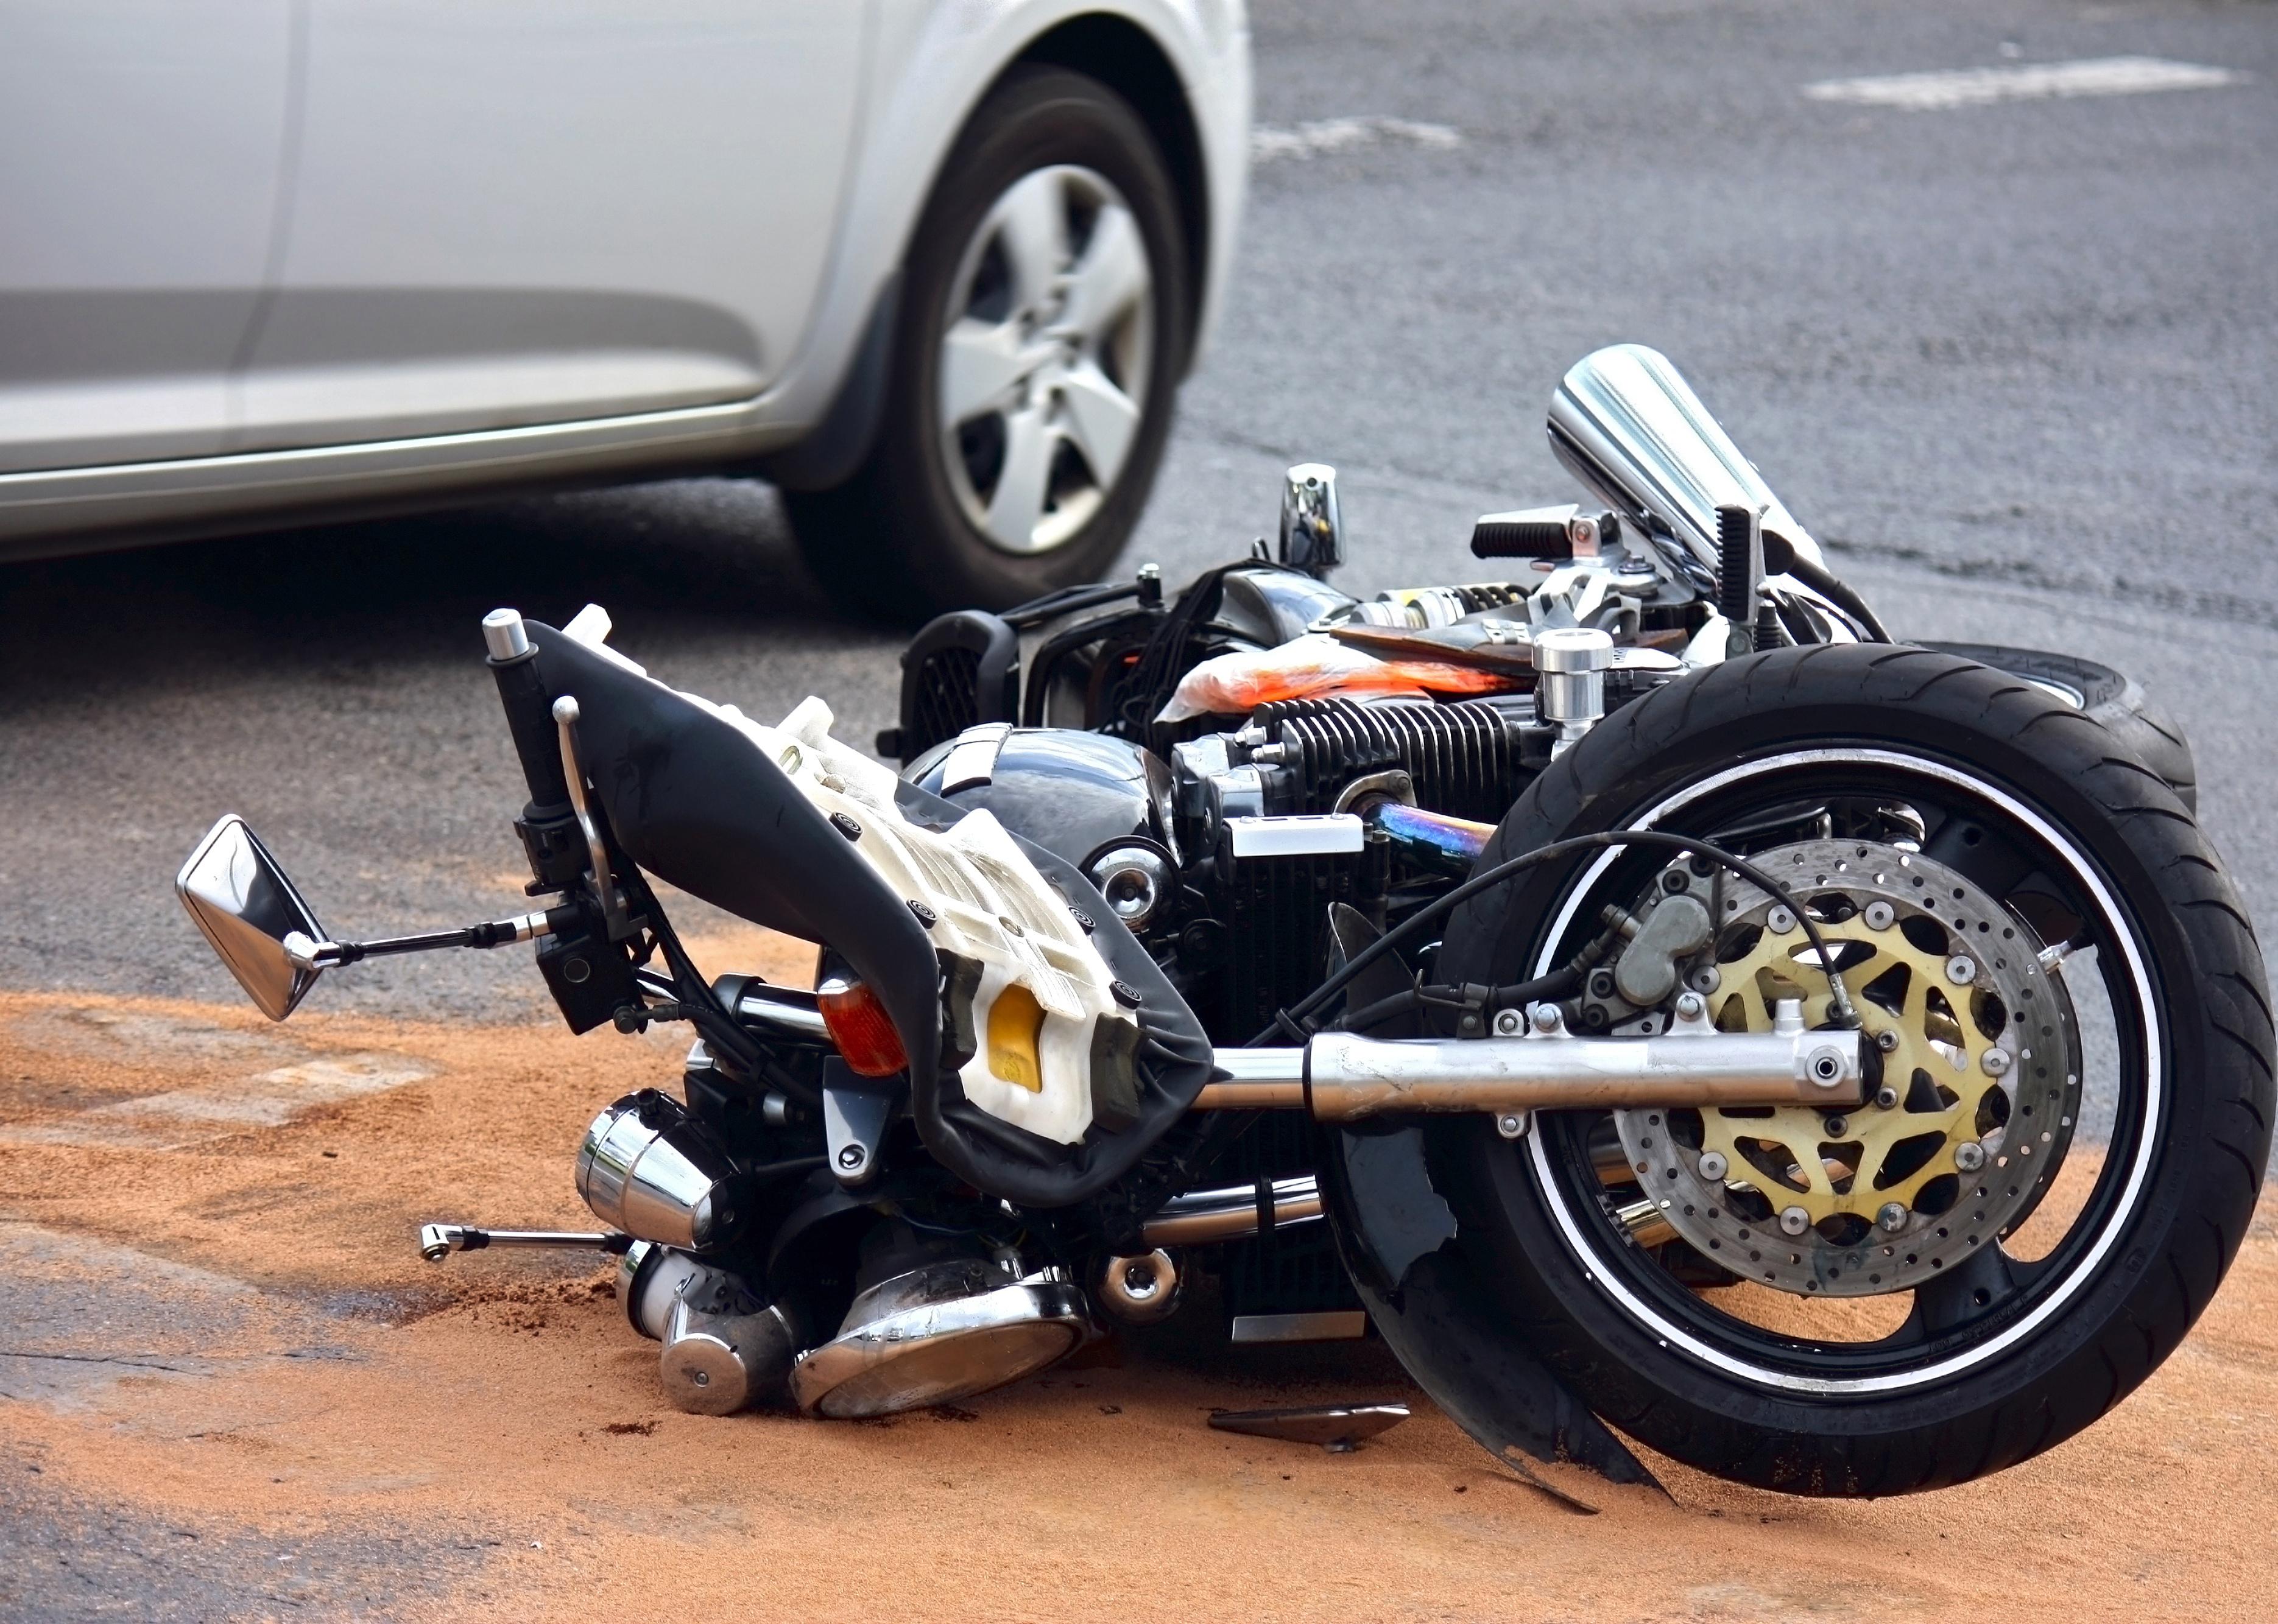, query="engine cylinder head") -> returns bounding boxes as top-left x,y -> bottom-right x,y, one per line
621,1241 -> 797,1414
1252,695 -> 1530,824
659,1295 -> 799,1415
